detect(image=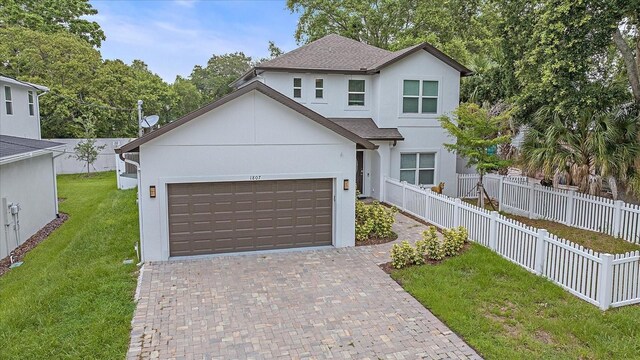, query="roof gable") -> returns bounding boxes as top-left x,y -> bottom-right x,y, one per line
116,82 -> 375,154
